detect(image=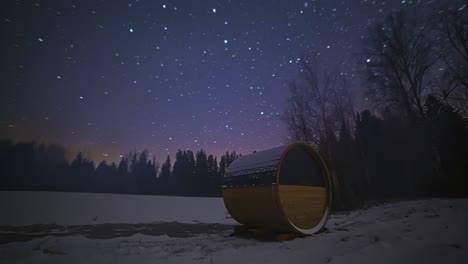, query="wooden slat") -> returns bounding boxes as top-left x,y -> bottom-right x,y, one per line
223,185 -> 328,233
278,185 -> 327,230
222,186 -> 289,231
